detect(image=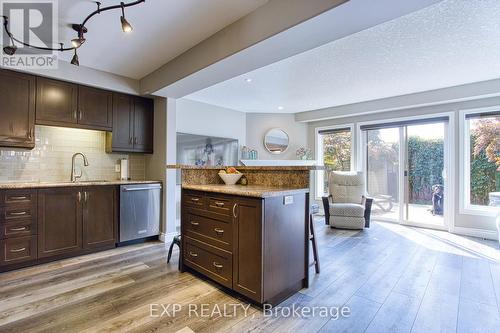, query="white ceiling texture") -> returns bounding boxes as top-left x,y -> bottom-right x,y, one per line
55,0 -> 268,79
185,0 -> 500,113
